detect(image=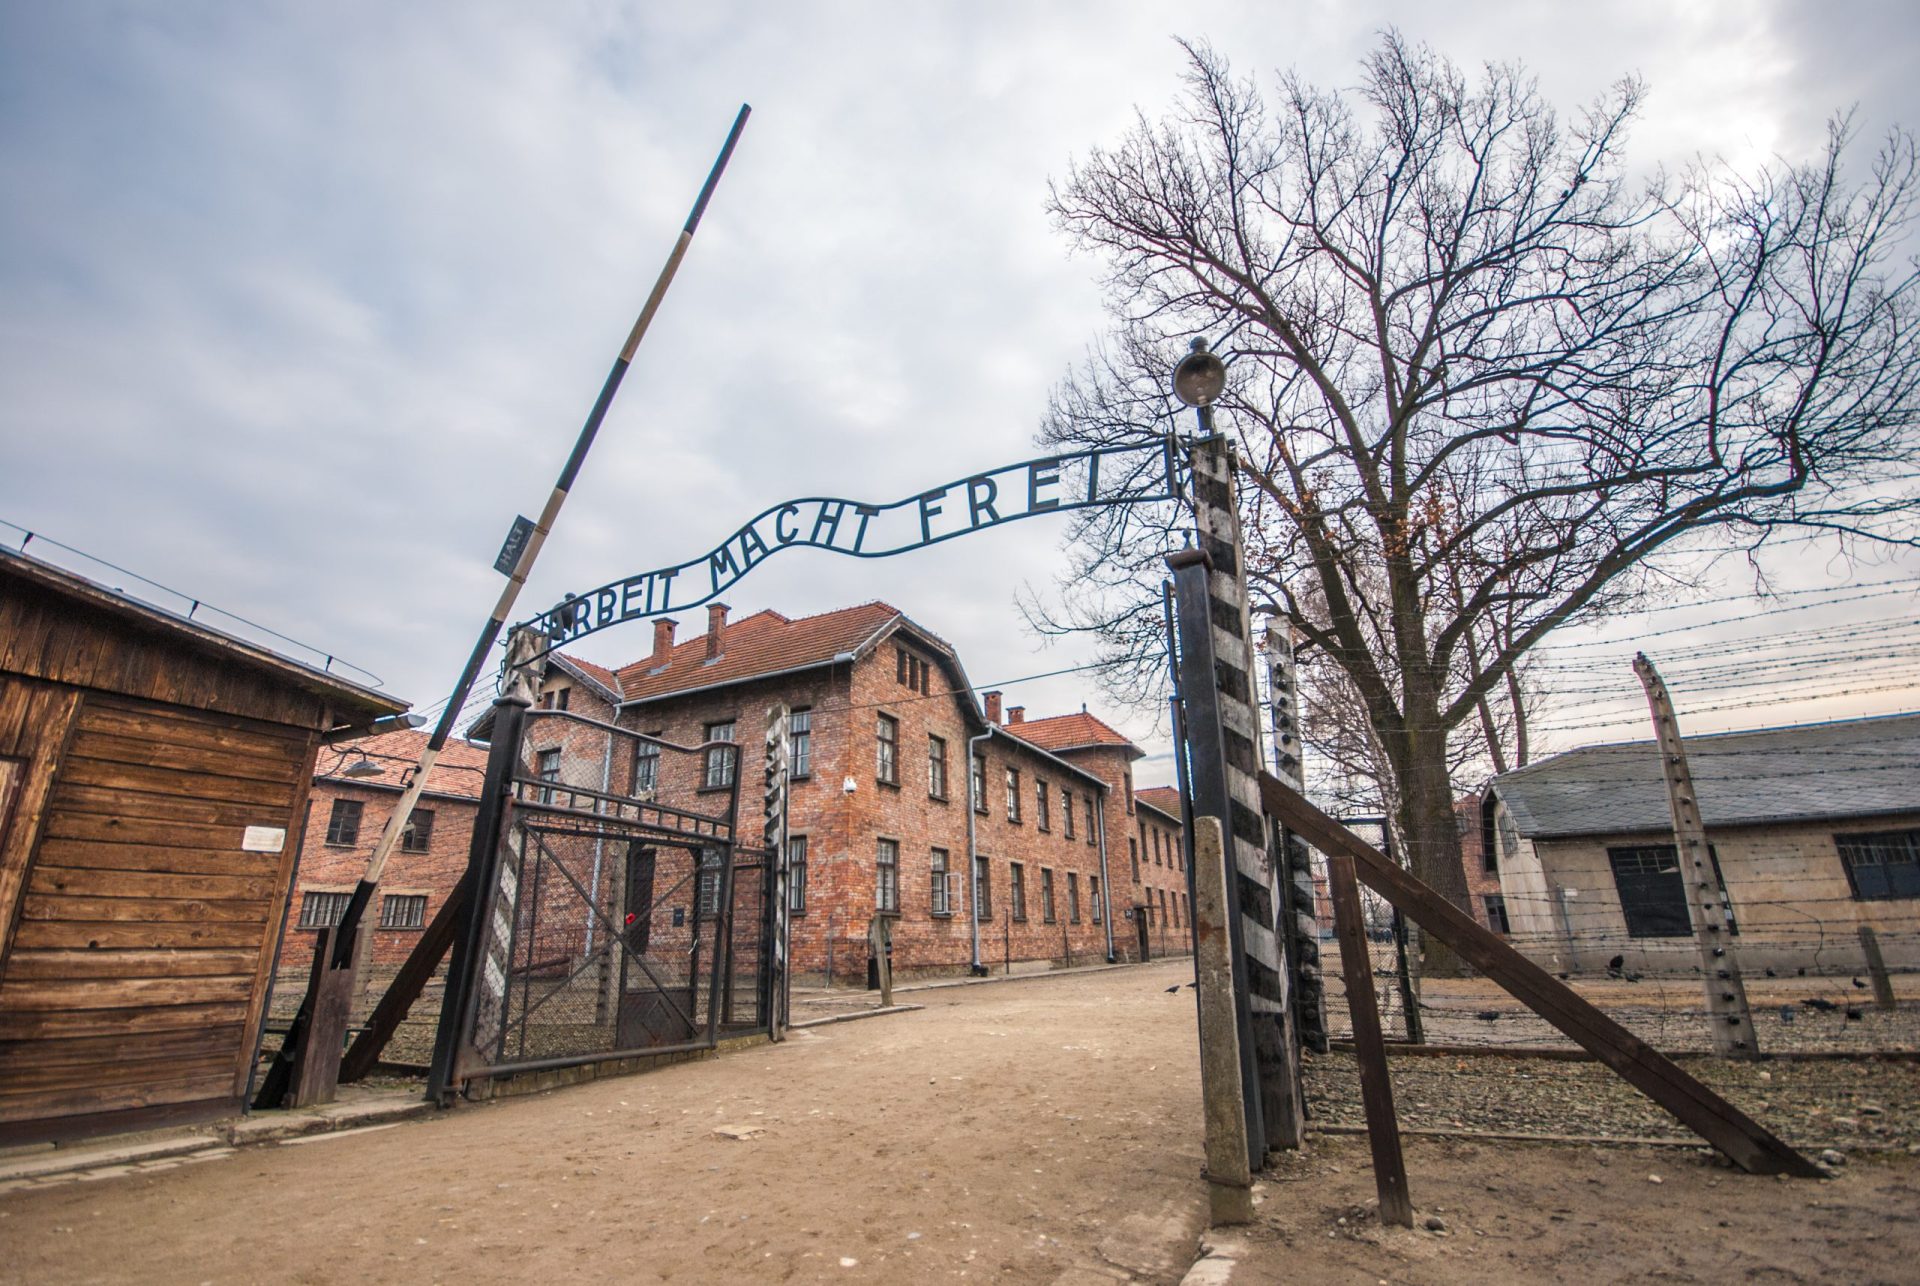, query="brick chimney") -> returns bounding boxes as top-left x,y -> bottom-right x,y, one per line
1007,706 -> 1024,724
705,603 -> 729,661
651,618 -> 678,665
983,690 -> 1003,725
